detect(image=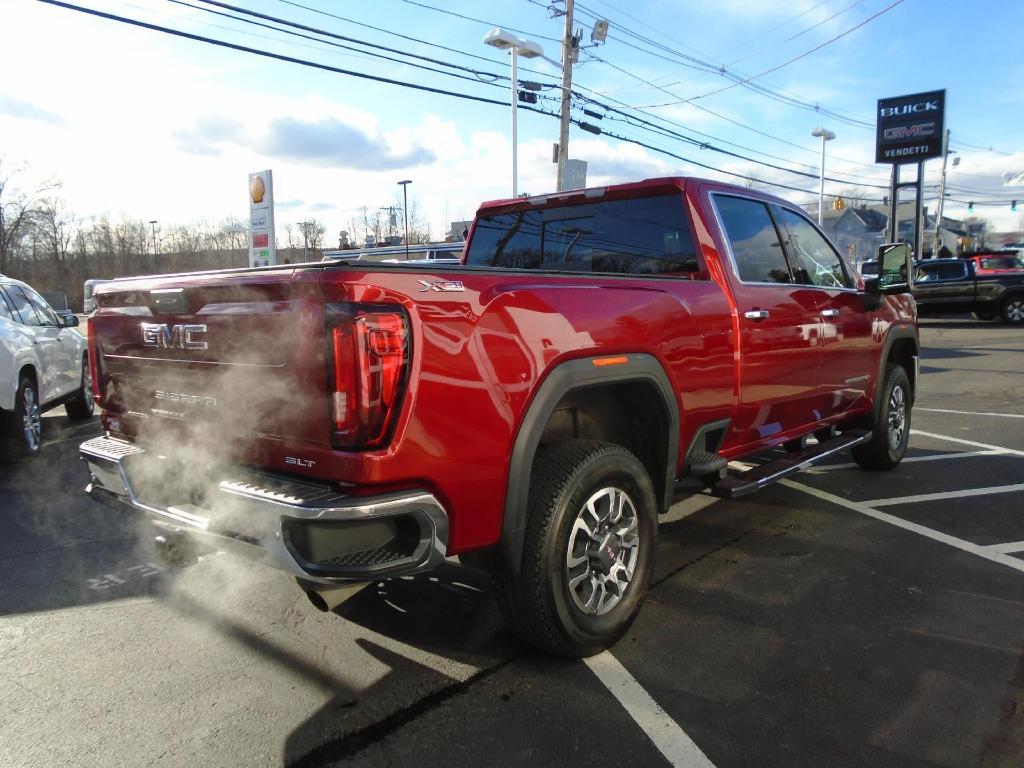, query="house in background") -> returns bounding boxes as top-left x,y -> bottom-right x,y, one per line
809,201 -> 967,263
